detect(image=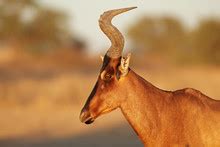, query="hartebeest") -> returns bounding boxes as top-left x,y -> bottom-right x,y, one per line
79,7 -> 220,146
